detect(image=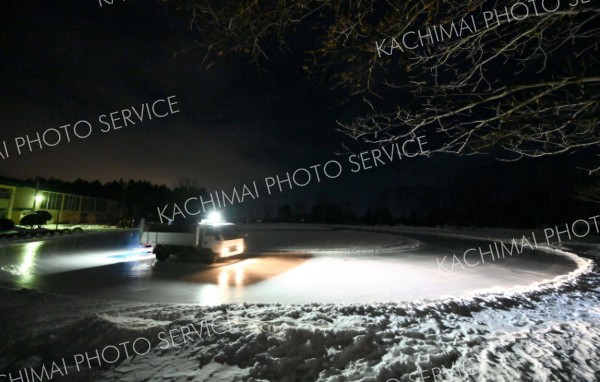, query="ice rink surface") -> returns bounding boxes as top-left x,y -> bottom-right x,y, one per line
0,224 -> 579,304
